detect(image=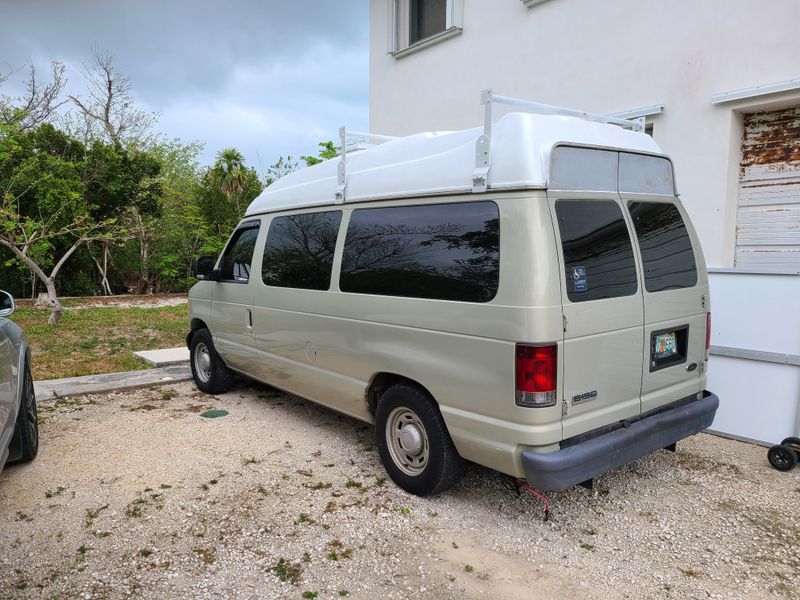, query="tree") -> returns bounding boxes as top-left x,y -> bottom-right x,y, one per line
209,148 -> 248,216
68,48 -> 156,148
0,121 -> 117,323
263,141 -> 339,187
0,61 -> 67,132
198,148 -> 261,245
302,141 -> 338,166
264,155 -> 300,187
